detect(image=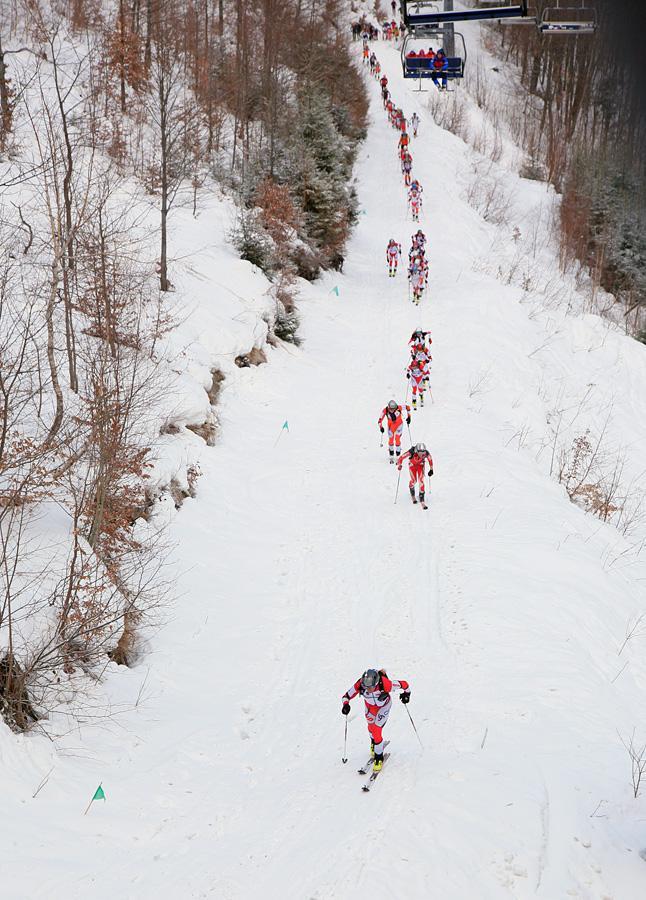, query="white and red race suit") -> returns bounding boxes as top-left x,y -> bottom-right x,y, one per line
409,193 -> 422,216
398,447 -> 434,496
412,347 -> 432,370
342,673 -> 410,754
386,241 -> 402,269
378,404 -> 411,453
407,357 -> 428,394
